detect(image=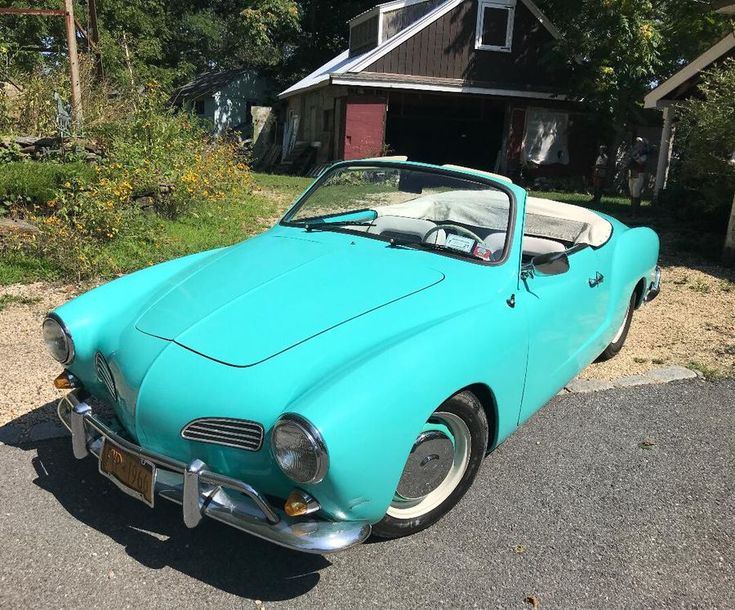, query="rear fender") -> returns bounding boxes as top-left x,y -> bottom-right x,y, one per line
604,226 -> 660,332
